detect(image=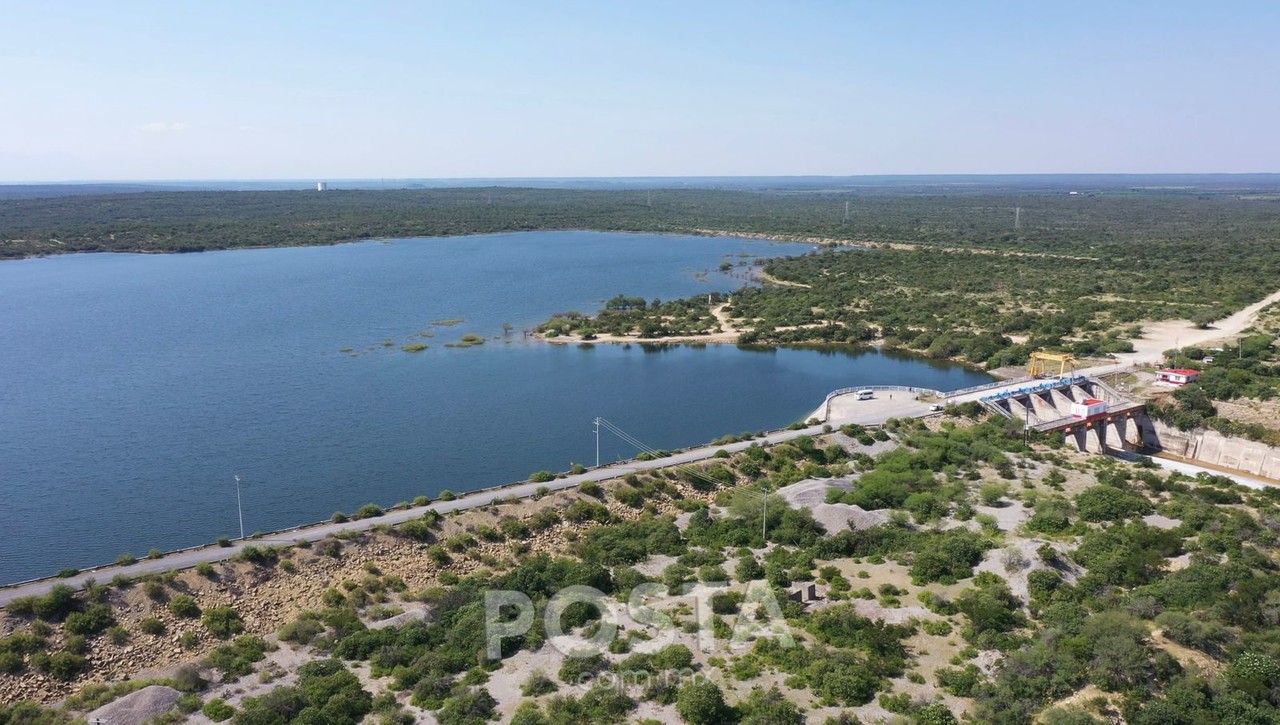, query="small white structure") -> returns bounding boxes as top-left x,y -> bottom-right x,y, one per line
1155,368 -> 1200,386
316,181 -> 328,192
1070,398 -> 1108,419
